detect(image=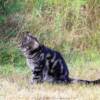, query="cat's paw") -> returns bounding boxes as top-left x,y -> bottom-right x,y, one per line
30,79 -> 36,85
30,79 -> 43,84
